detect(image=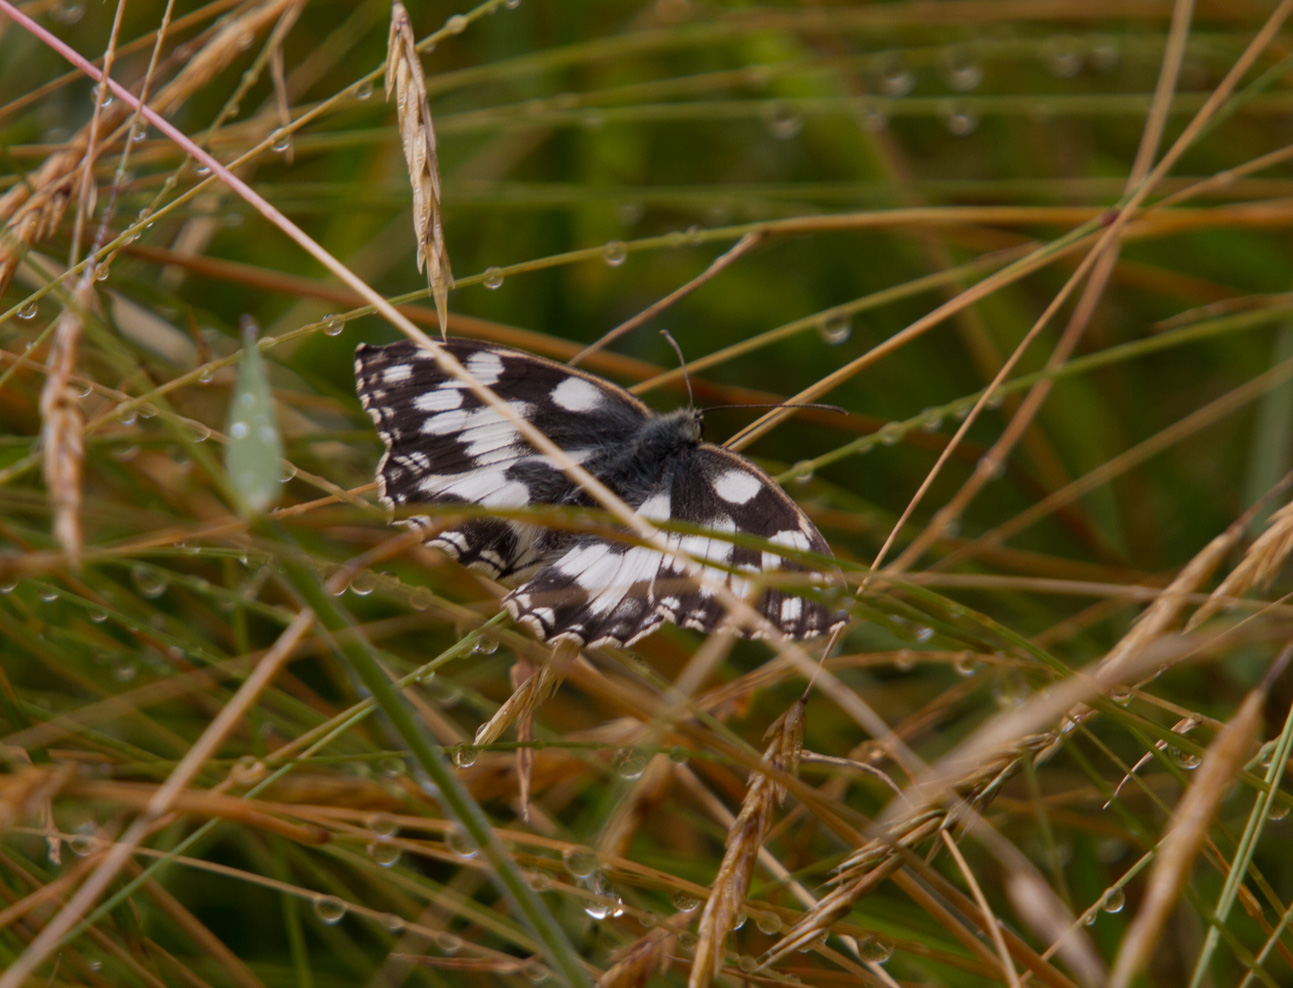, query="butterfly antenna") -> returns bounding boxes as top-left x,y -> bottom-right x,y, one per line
704,401 -> 848,416
659,329 -> 695,411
